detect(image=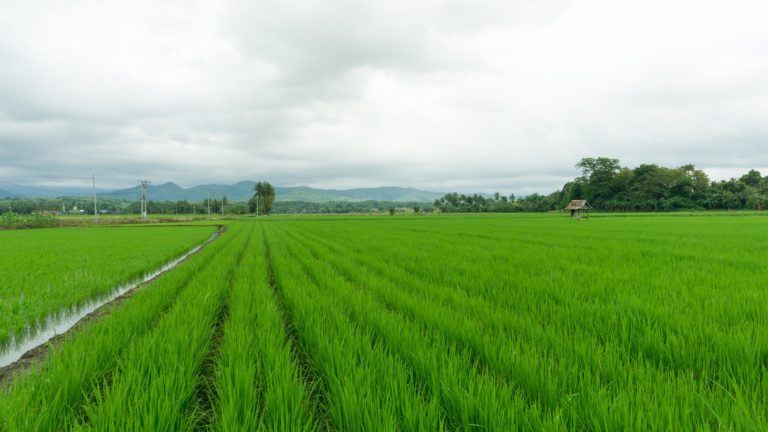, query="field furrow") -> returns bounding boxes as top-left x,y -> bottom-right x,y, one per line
192,226 -> 255,430
73,224 -> 251,430
0,227 -> 235,431
2,214 -> 767,431
269,216 -> 768,430
269,223 -> 555,430
0,226 -> 217,348
211,226 -> 316,431
265,225 -> 445,431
